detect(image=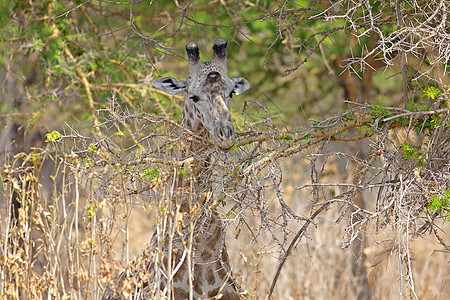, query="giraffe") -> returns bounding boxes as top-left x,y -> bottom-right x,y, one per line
102,39 -> 250,299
